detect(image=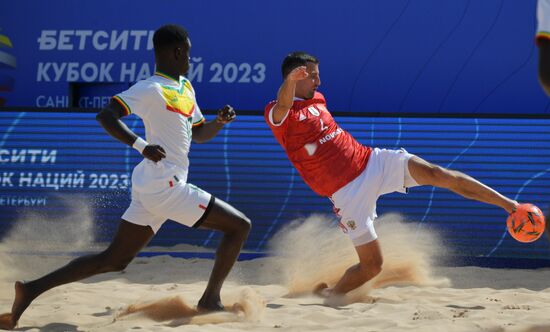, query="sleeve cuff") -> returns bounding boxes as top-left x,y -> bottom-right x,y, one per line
269,105 -> 289,126
192,117 -> 206,127
112,96 -> 131,116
